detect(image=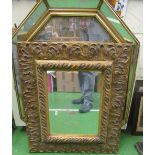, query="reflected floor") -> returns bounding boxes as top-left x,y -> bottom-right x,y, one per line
48,92 -> 100,135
